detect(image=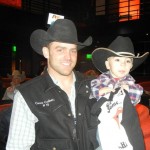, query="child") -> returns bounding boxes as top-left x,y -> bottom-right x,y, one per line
91,36 -> 149,150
